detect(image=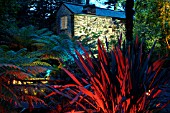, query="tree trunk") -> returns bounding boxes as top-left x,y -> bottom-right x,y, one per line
125,0 -> 134,41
